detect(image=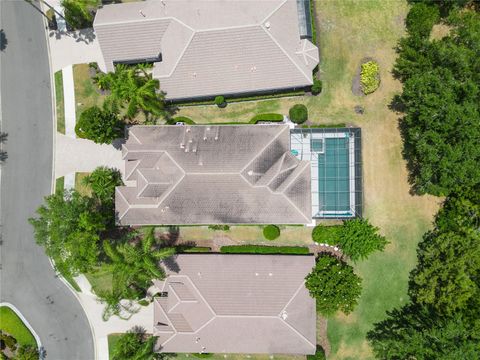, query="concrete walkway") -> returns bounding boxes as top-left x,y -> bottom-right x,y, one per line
55,133 -> 124,178
73,275 -> 154,360
62,65 -> 76,137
